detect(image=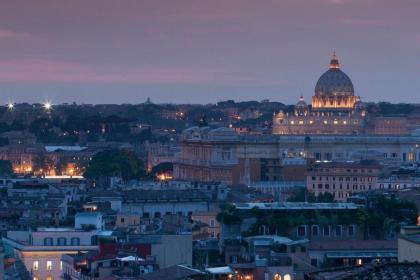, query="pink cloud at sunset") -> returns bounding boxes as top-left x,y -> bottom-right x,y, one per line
0,28 -> 27,39
0,58 -> 284,87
